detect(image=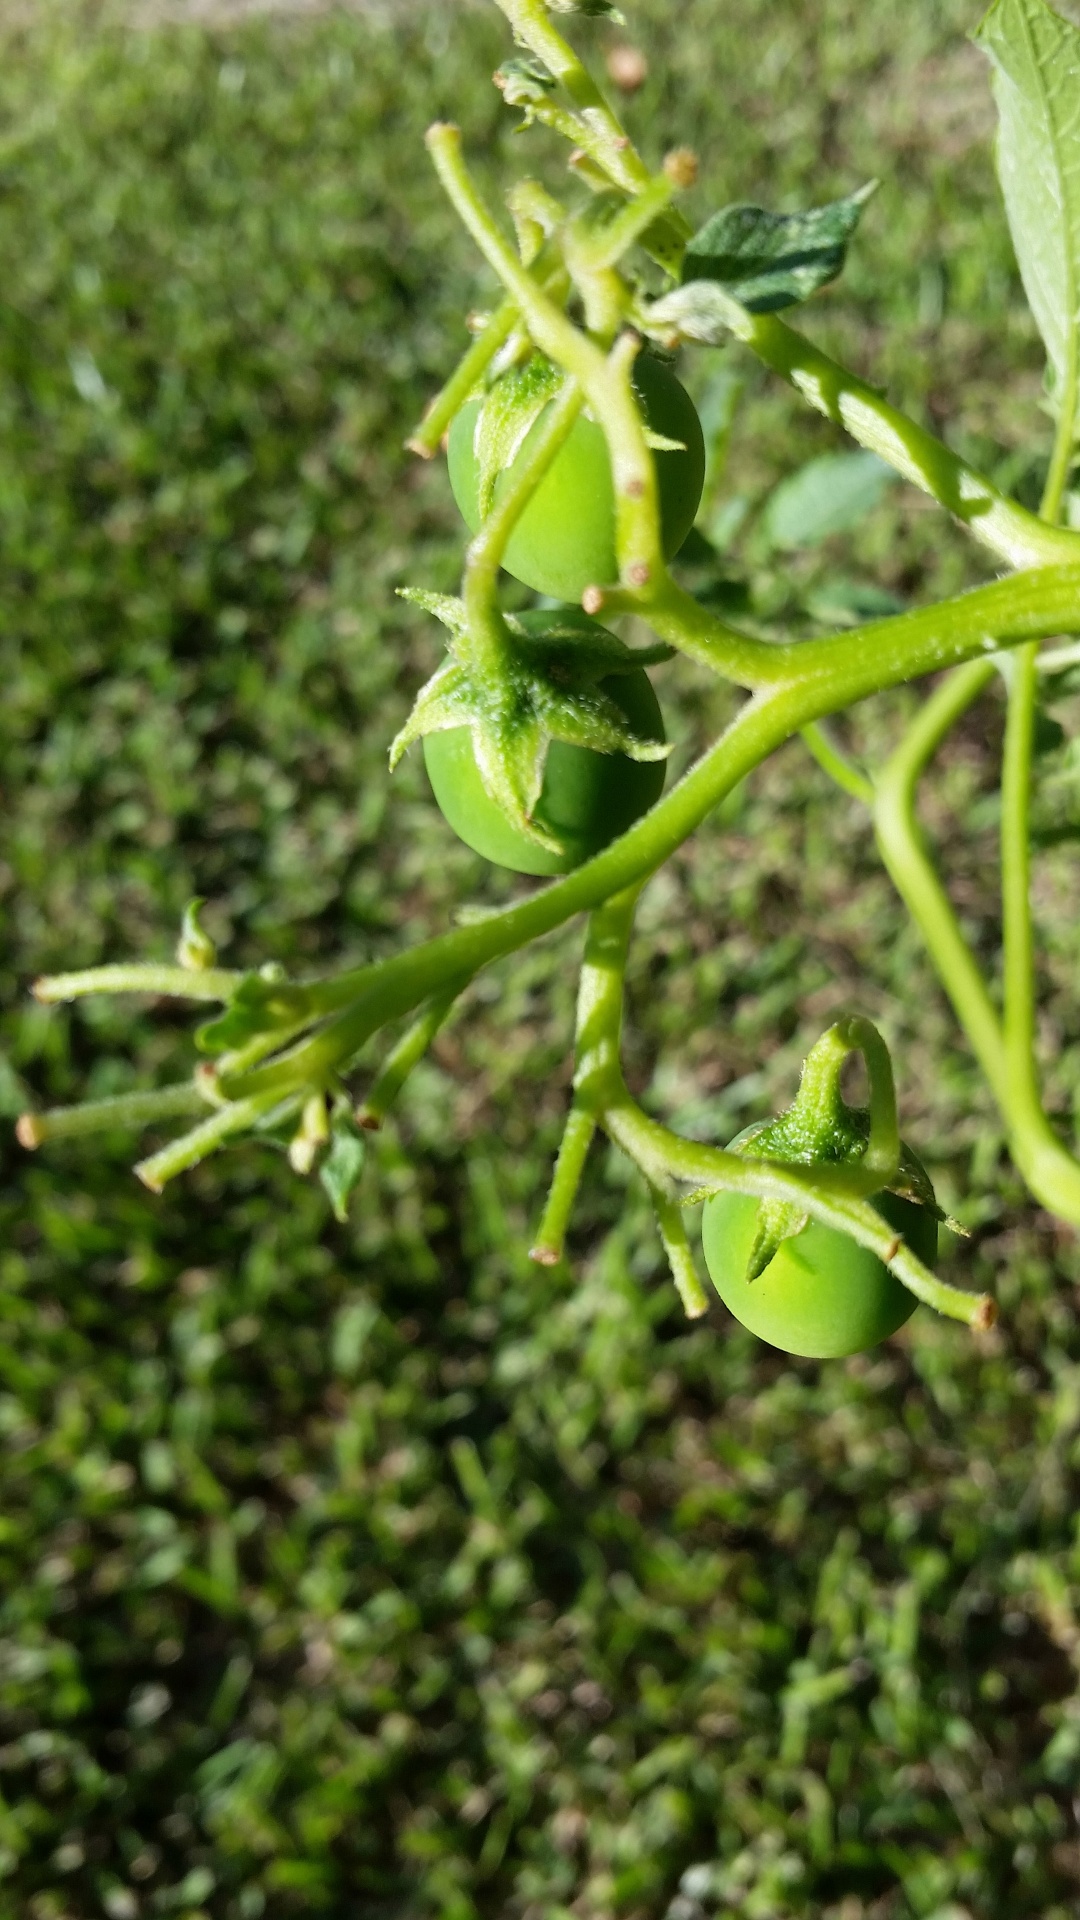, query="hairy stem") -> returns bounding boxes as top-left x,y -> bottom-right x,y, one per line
406,302 -> 519,458
603,1094 -> 994,1330
17,1082 -> 207,1149
34,964 -> 242,1006
426,123 -> 663,588
727,310 -> 1080,571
